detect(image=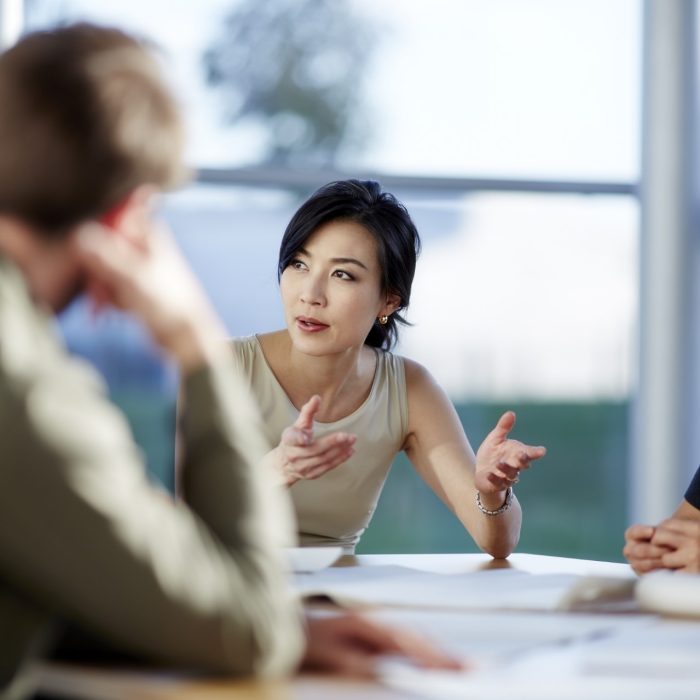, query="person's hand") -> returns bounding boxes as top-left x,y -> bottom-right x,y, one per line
73,217 -> 226,373
650,518 -> 700,573
623,524 -> 667,574
270,395 -> 356,487
302,614 -> 463,677
474,412 -> 546,502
